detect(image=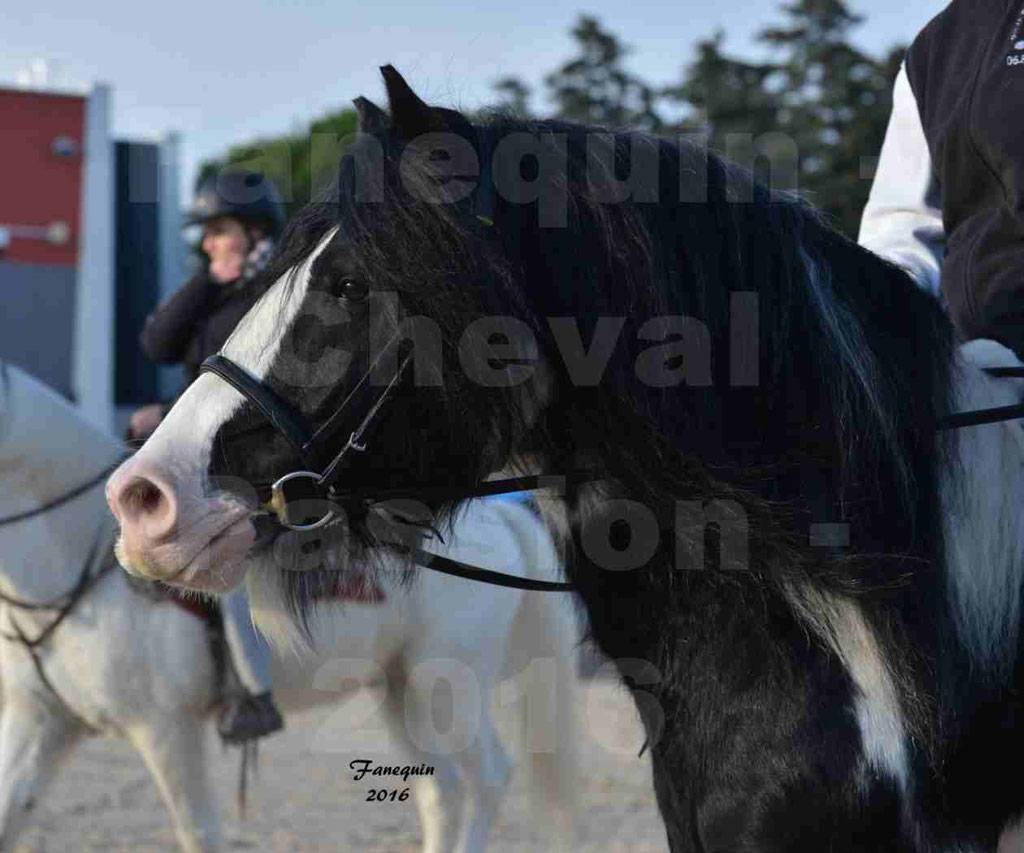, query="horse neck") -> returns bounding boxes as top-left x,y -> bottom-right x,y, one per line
0,372 -> 121,602
0,505 -> 113,606
0,370 -> 122,507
